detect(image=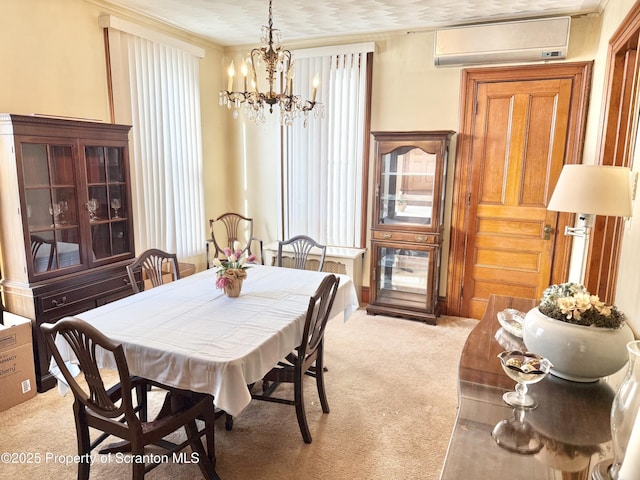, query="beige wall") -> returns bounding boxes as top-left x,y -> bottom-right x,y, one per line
1,0 -> 638,331
0,0 -> 111,119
